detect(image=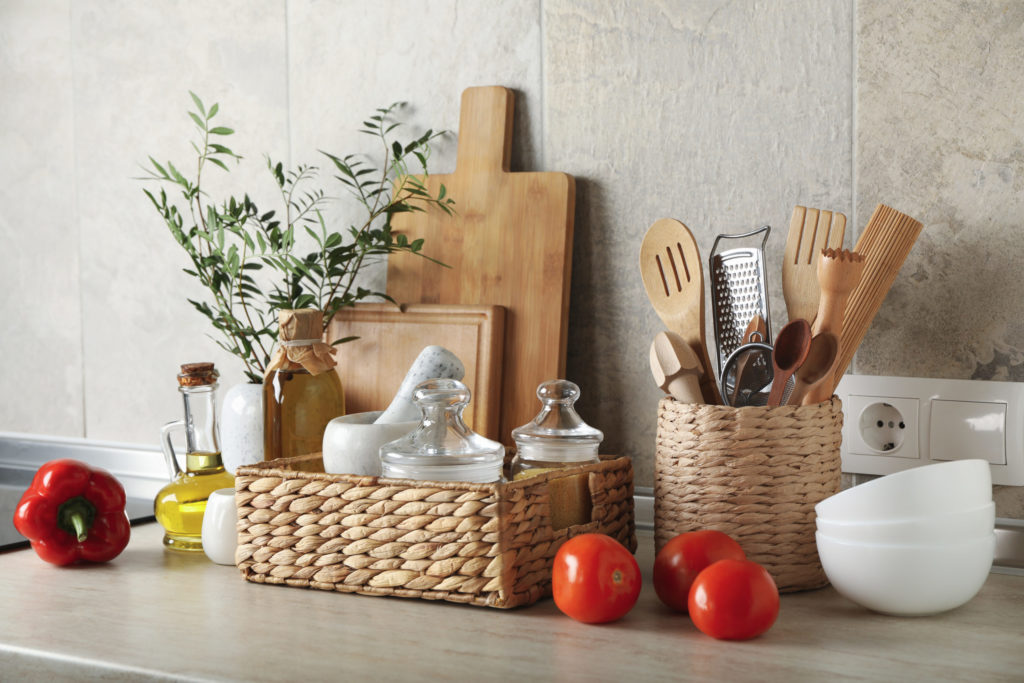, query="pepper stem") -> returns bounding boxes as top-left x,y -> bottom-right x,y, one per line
68,510 -> 88,542
57,496 -> 96,543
